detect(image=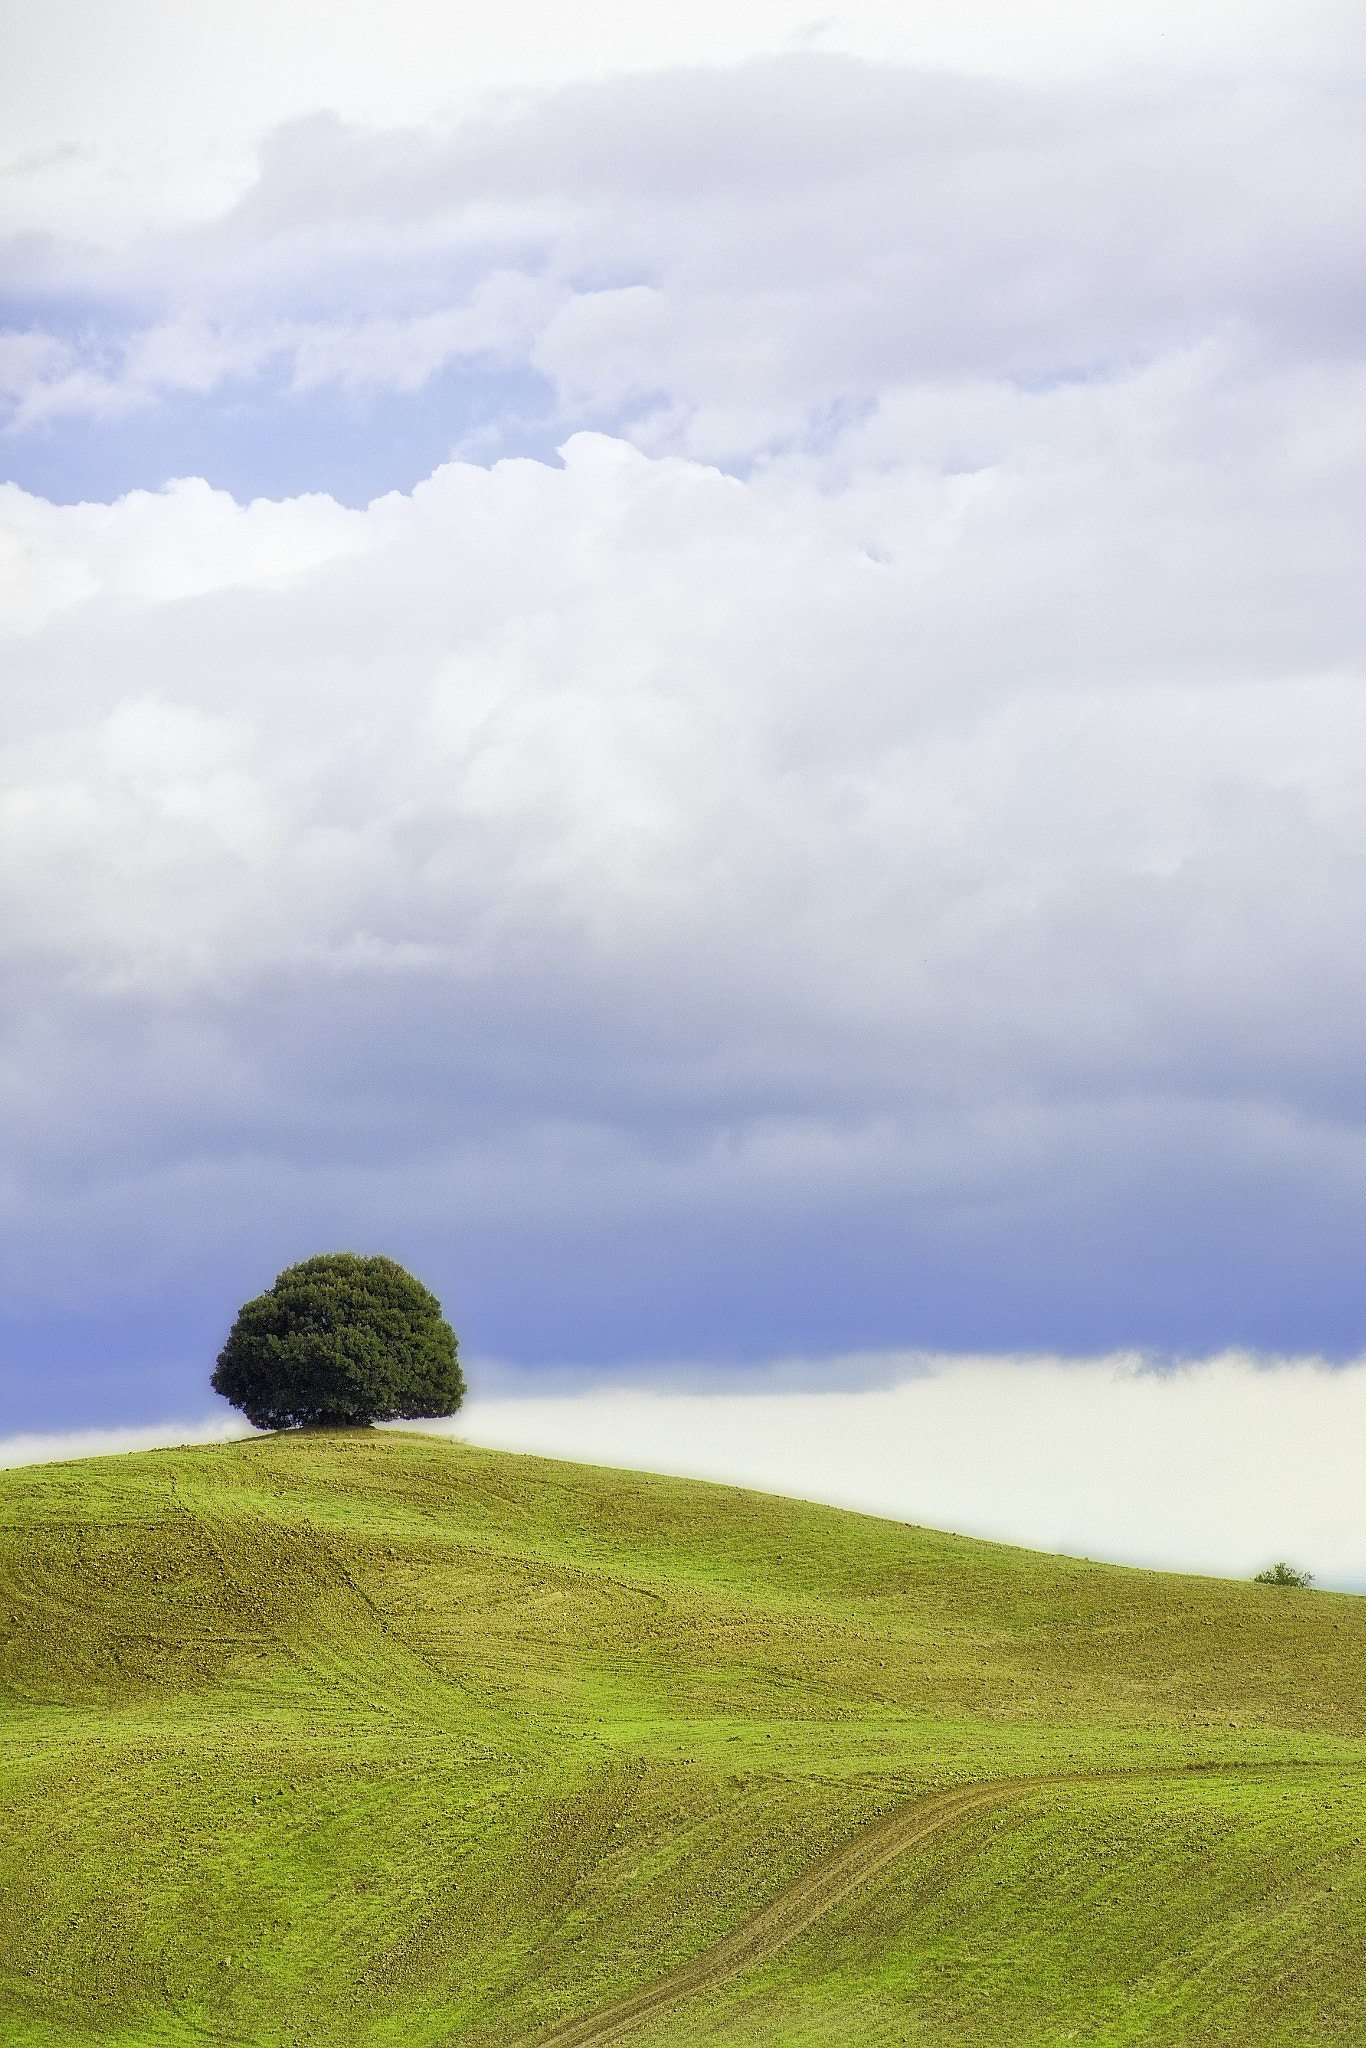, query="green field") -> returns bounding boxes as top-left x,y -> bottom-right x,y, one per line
1,1428 -> 1364,2046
